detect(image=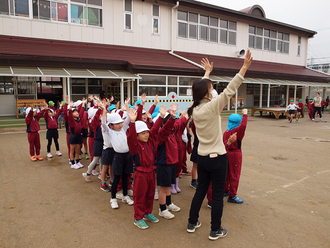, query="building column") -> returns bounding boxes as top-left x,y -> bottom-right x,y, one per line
127,80 -> 131,103
259,84 -> 263,108
267,84 -> 270,107
132,80 -> 135,102
294,85 -> 297,103
62,78 -> 67,102
120,78 -> 124,106
286,85 -> 289,106
235,90 -> 238,114
67,77 -> 71,102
